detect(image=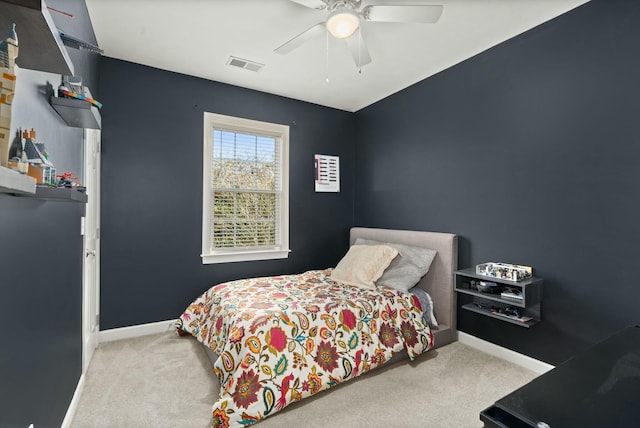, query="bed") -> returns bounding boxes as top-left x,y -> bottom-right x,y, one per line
178,227 -> 457,427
